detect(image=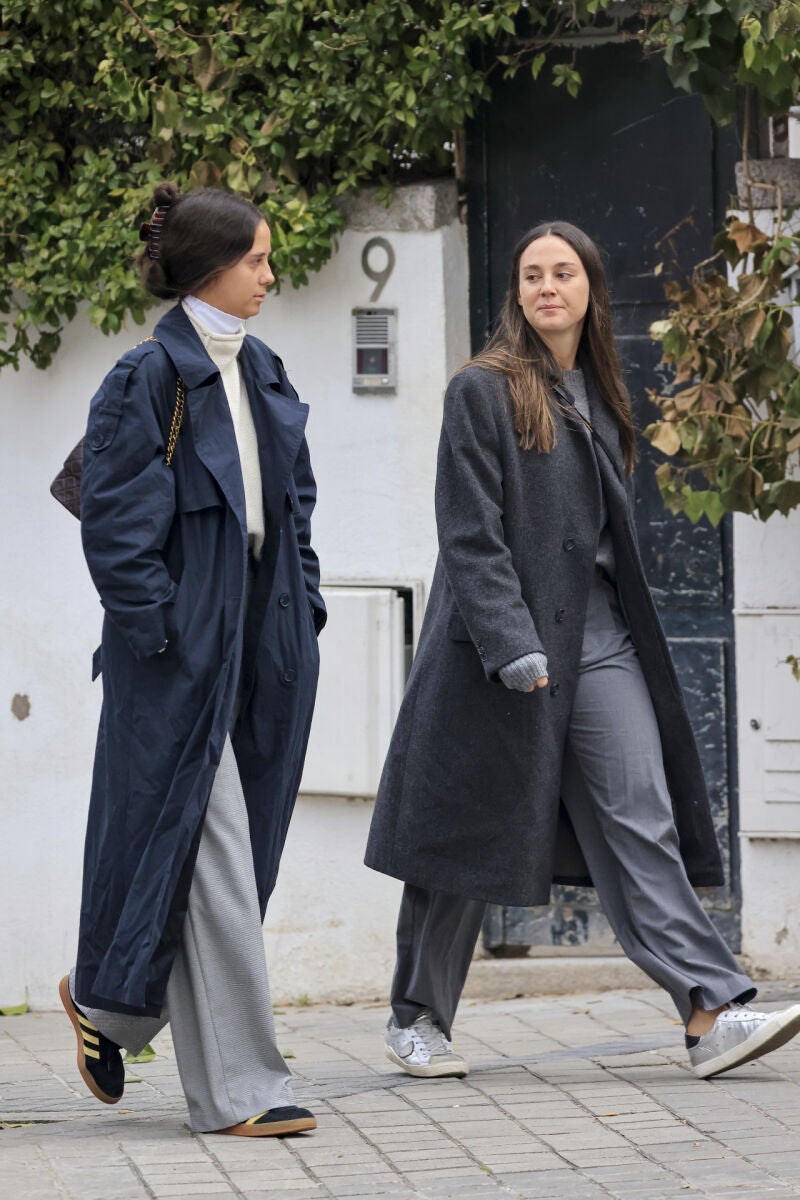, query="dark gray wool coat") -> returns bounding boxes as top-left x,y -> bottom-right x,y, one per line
75,304 -> 325,1016
364,363 -> 724,907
